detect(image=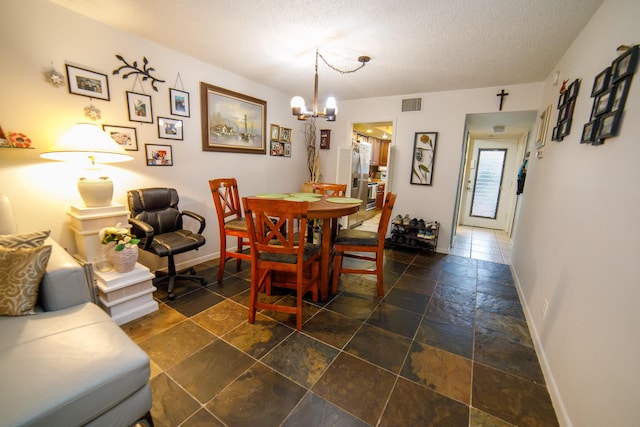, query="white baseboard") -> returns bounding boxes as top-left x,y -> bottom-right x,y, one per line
510,265 -> 572,427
